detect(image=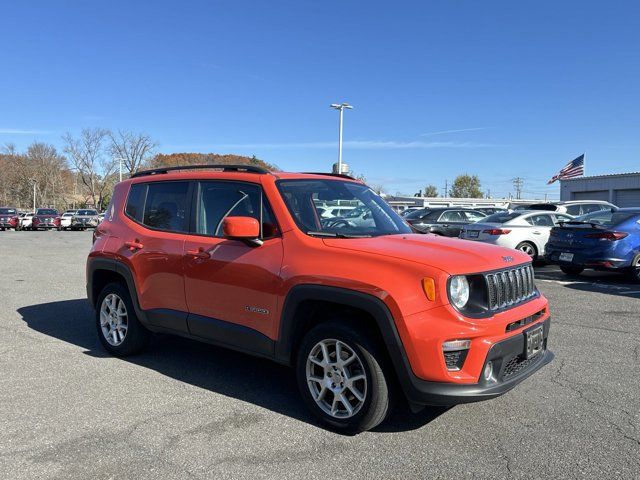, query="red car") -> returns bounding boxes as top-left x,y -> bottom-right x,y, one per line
0,207 -> 19,230
87,165 -> 552,432
31,208 -> 61,230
